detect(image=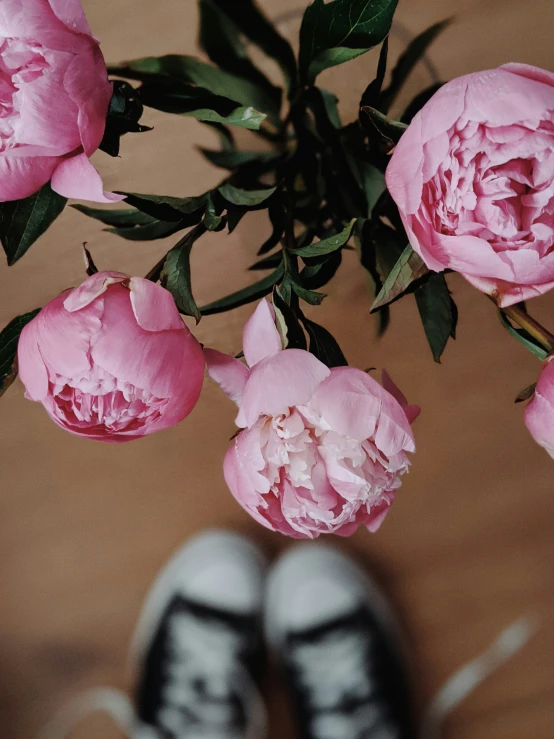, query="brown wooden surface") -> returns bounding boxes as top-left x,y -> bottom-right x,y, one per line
1,1 -> 553,737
